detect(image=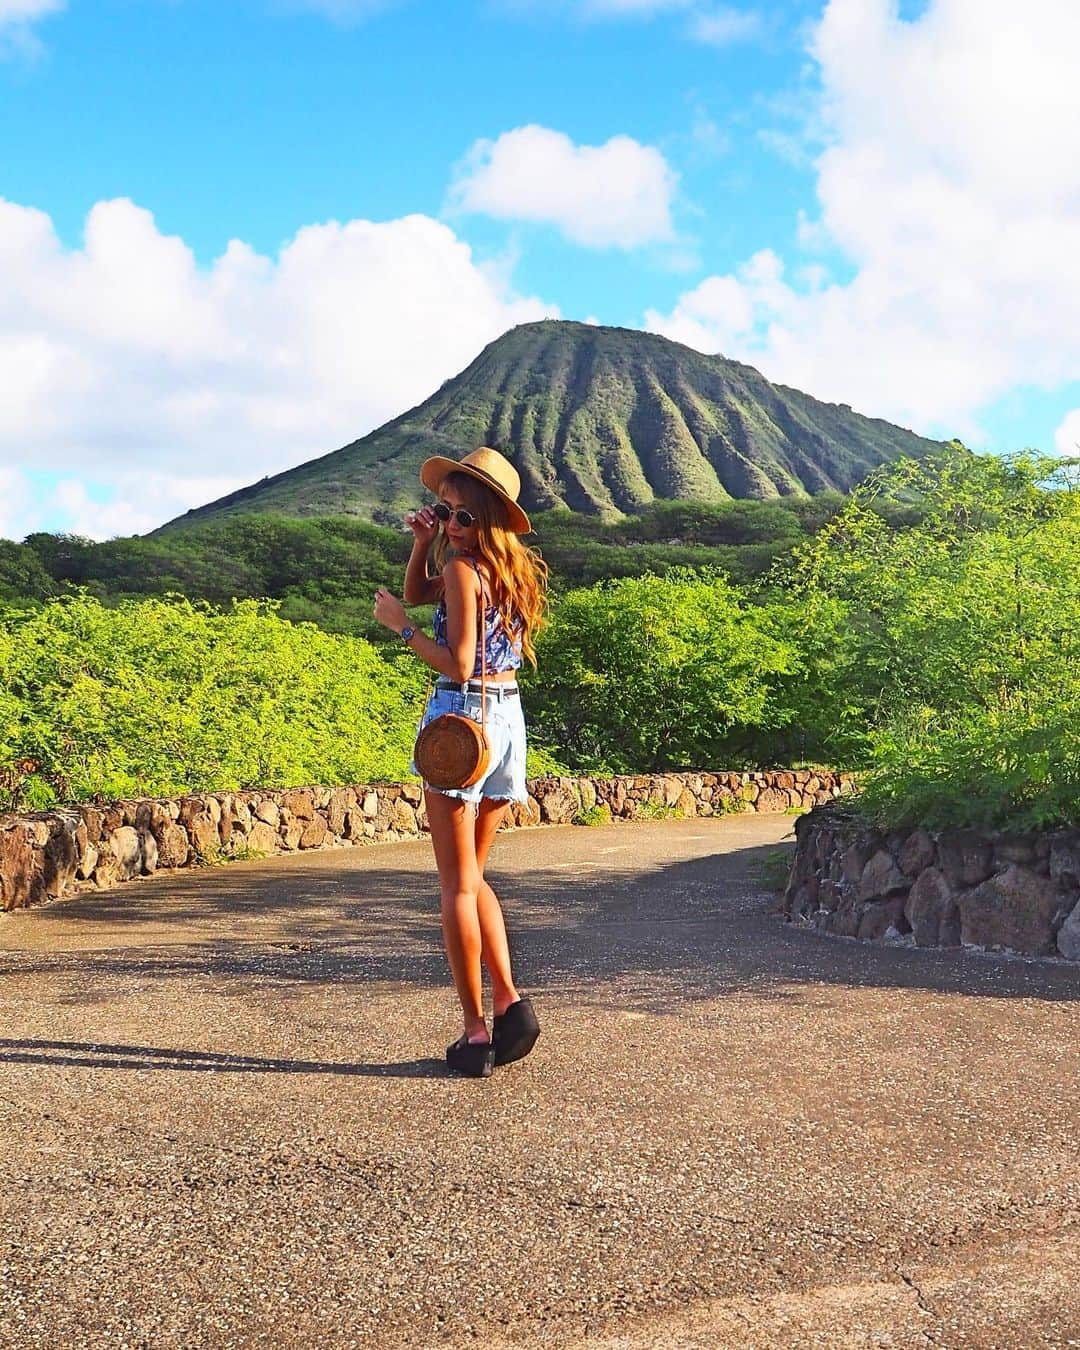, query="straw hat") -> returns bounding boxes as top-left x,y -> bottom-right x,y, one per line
420,446 -> 531,534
